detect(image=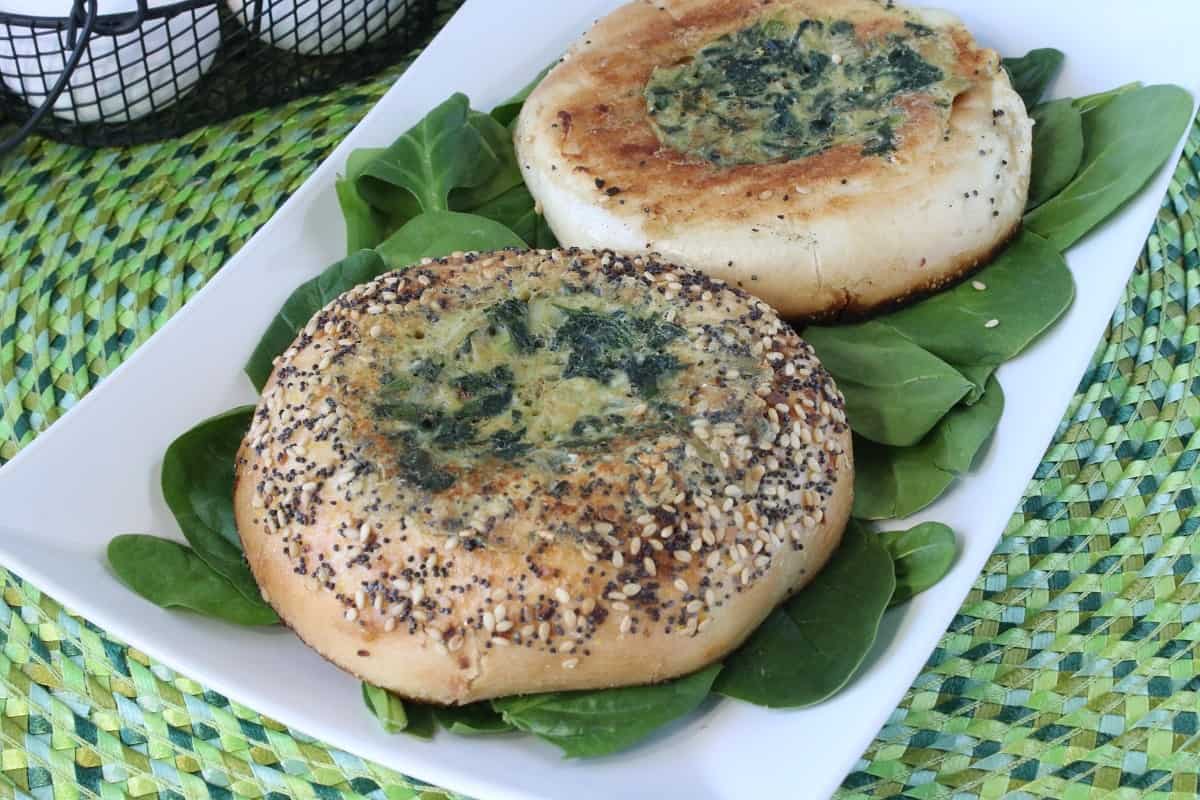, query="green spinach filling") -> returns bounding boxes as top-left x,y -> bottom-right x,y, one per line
644,16 -> 961,164
372,299 -> 691,492
554,306 -> 684,398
